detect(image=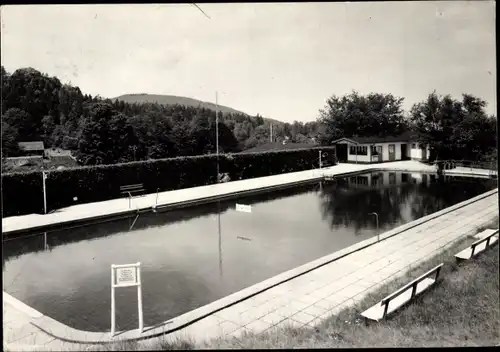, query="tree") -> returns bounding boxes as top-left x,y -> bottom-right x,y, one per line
1,121 -> 19,158
409,93 -> 496,161
76,103 -> 142,165
318,91 -> 407,145
108,112 -> 145,163
211,122 -> 240,153
41,115 -> 56,146
148,118 -> 176,159
189,113 -> 214,155
2,108 -> 36,141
